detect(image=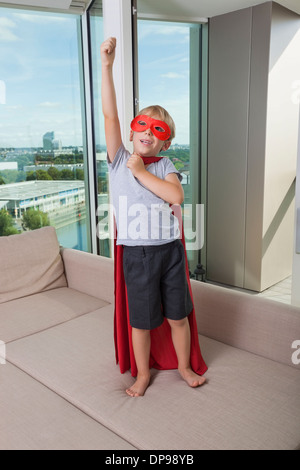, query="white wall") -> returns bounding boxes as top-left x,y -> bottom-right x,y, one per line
207,7 -> 253,289
207,2 -> 300,292
261,3 -> 300,291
